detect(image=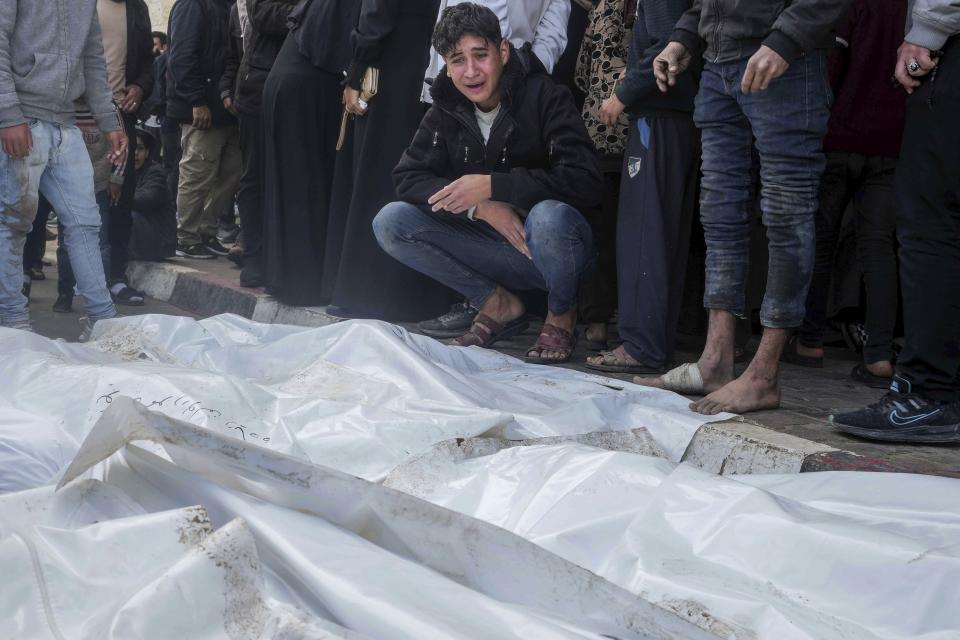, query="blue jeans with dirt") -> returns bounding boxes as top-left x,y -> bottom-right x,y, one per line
694,53 -> 832,328
0,120 -> 116,326
373,200 -> 595,315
